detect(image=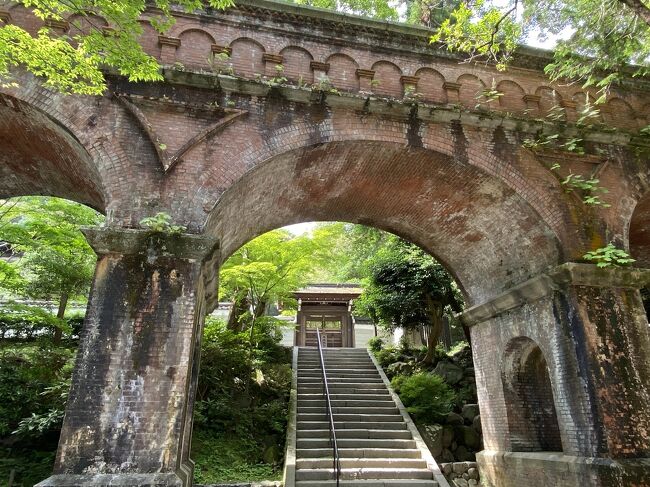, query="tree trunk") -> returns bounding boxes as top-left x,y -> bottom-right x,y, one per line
423,295 -> 443,364
227,293 -> 249,332
53,292 -> 68,344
